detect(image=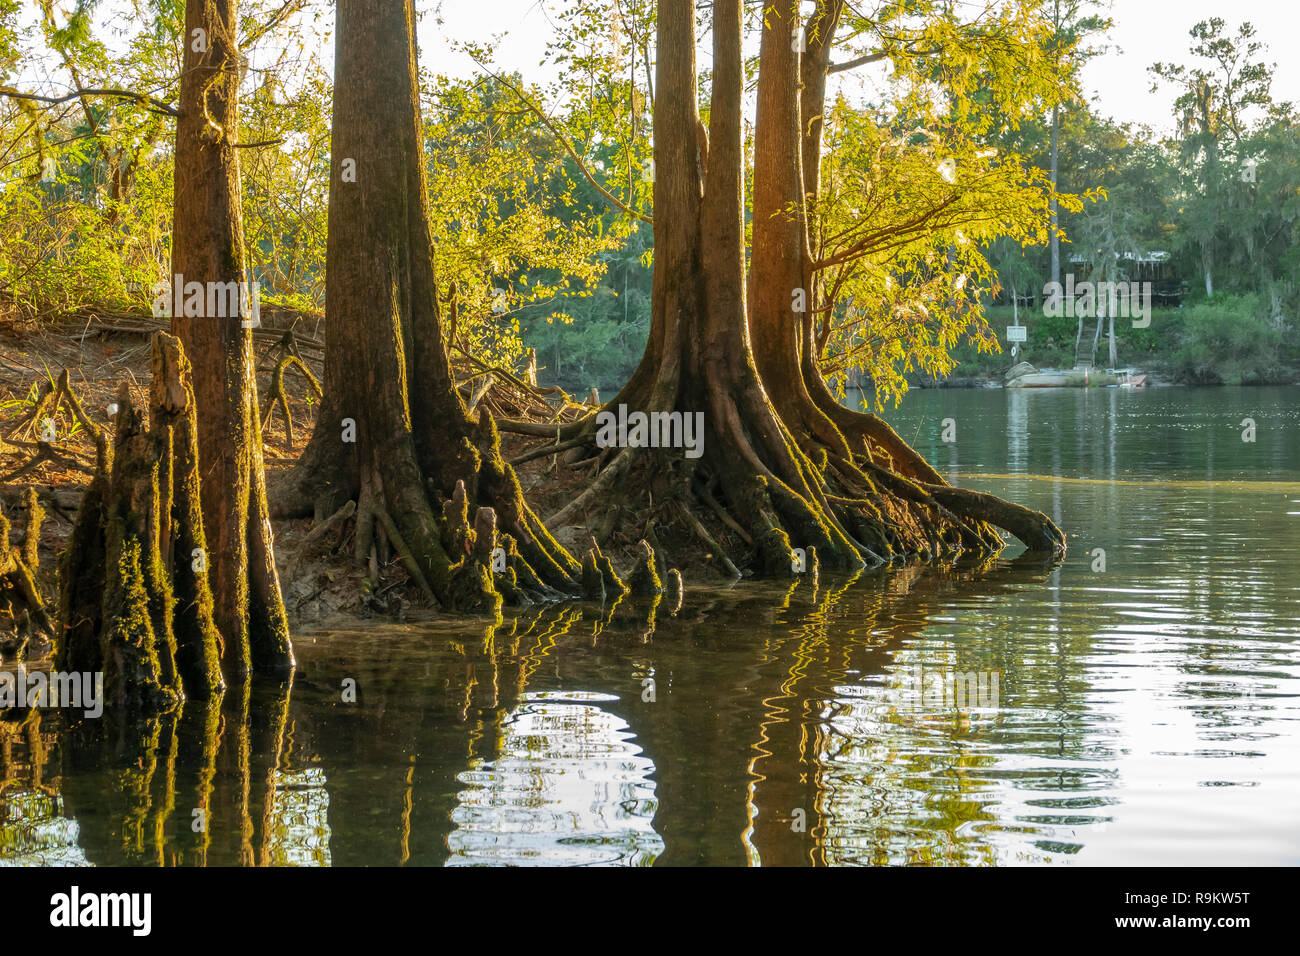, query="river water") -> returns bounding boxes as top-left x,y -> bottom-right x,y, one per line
2,386 -> 1297,866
